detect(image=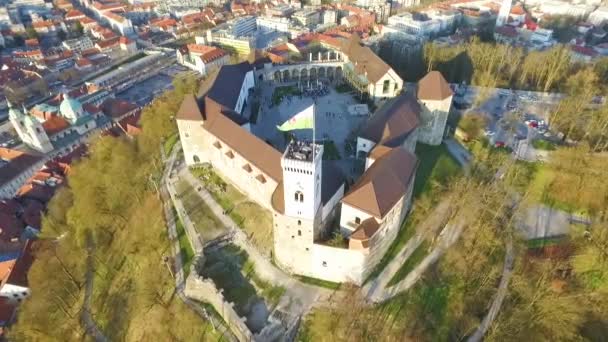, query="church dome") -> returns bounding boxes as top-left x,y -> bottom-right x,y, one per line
59,93 -> 84,123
